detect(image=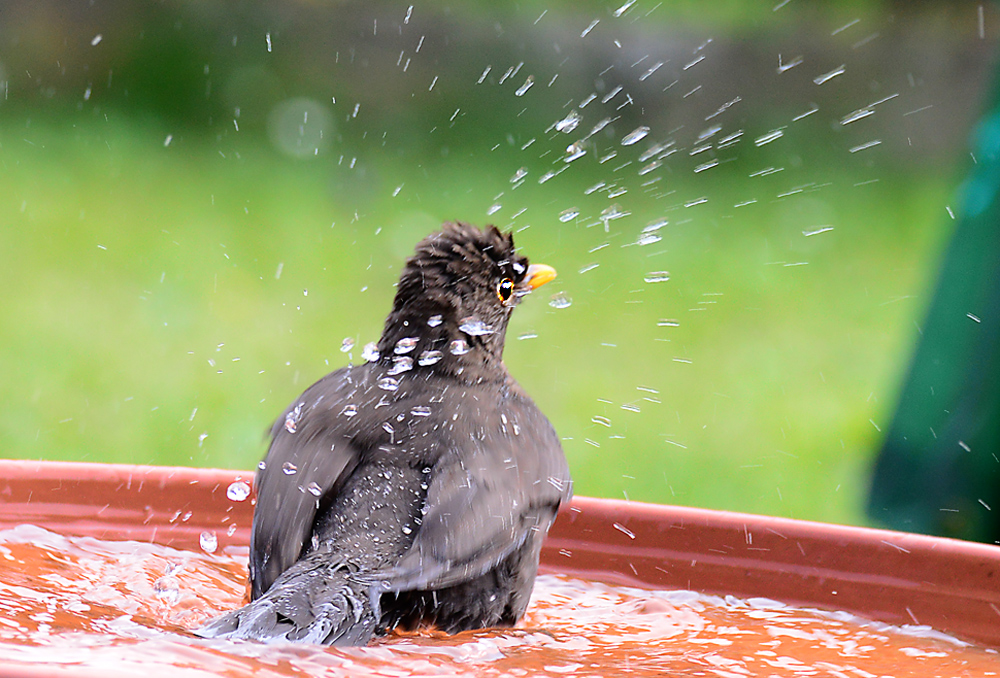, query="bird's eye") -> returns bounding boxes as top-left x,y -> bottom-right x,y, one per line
497,278 -> 515,303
